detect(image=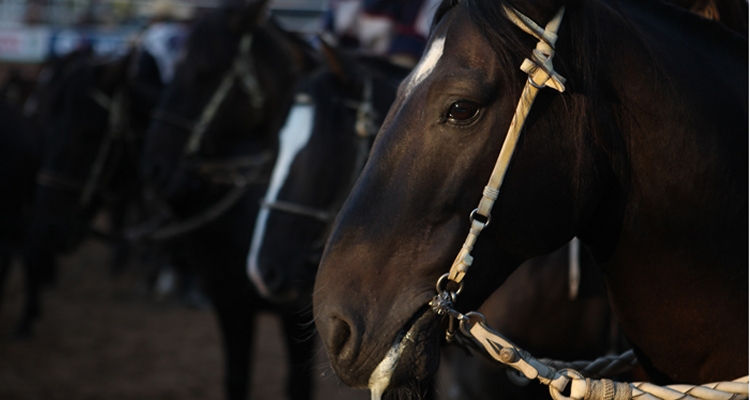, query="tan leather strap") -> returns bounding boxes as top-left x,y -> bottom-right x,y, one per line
447,6 -> 567,284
